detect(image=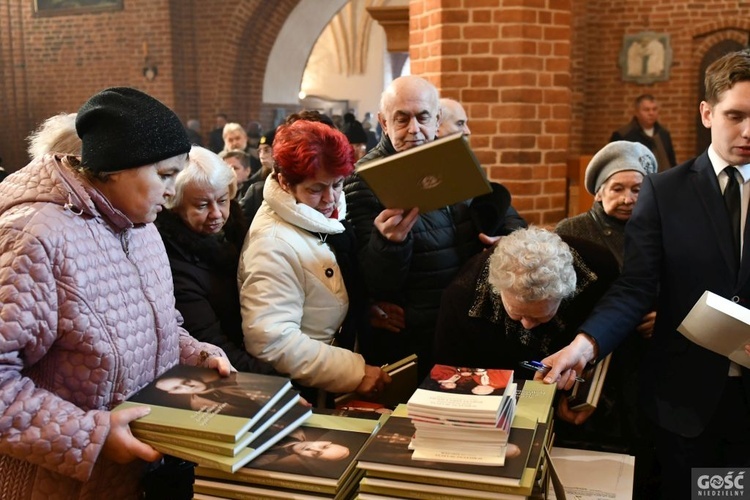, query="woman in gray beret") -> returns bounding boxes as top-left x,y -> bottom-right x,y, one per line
555,139 -> 659,497
558,141 -> 656,268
